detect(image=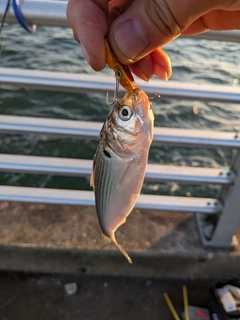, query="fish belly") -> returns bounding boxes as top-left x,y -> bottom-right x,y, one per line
94,147 -> 147,238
